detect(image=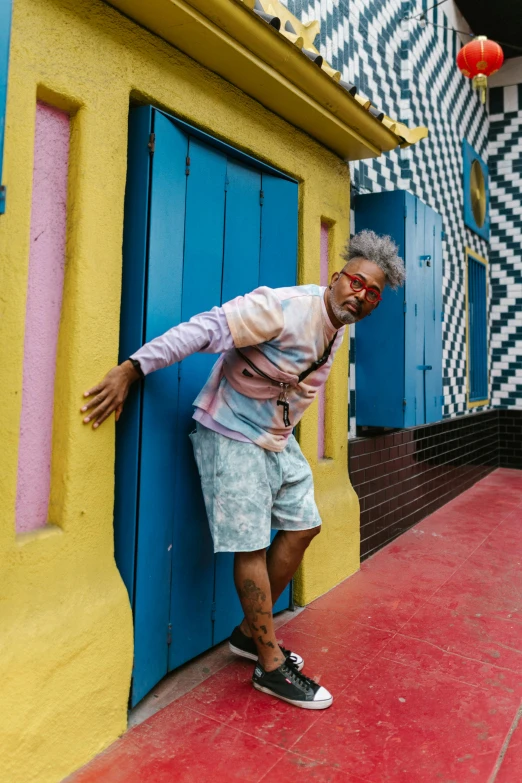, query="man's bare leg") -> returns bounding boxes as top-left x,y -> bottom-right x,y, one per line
234,550 -> 286,672
238,527 -> 321,640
